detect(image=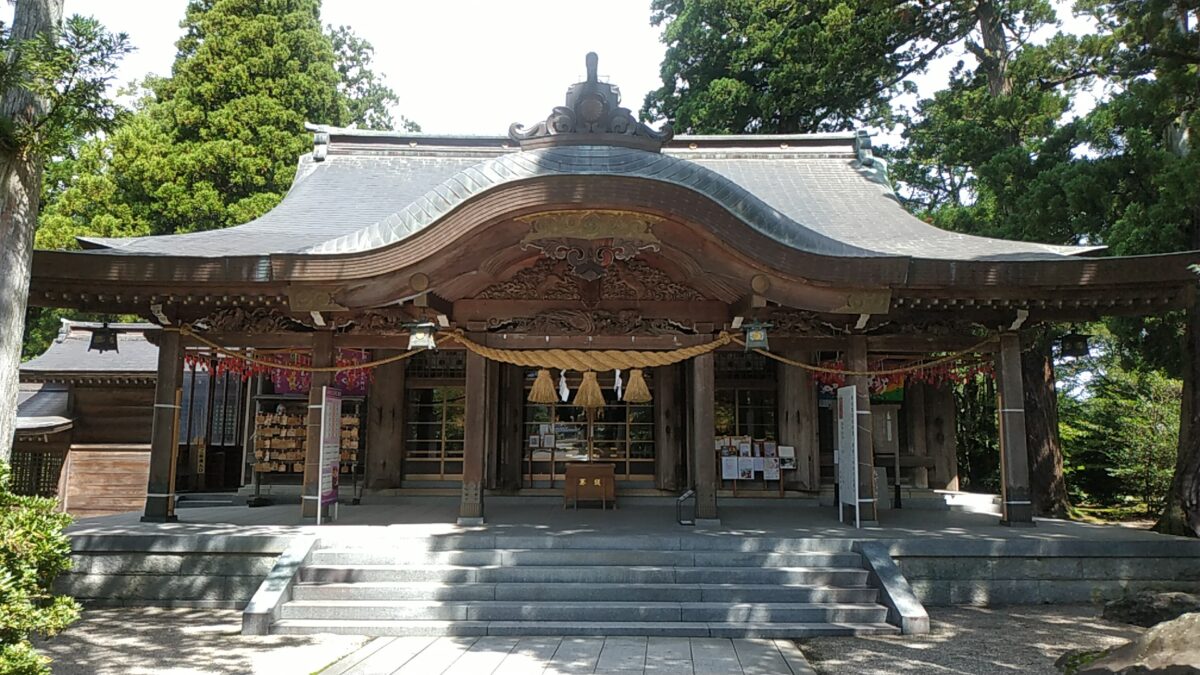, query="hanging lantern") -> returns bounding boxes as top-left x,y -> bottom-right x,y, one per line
743,320 -> 770,351
1059,331 -> 1090,358
407,322 -> 437,350
88,323 -> 119,353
